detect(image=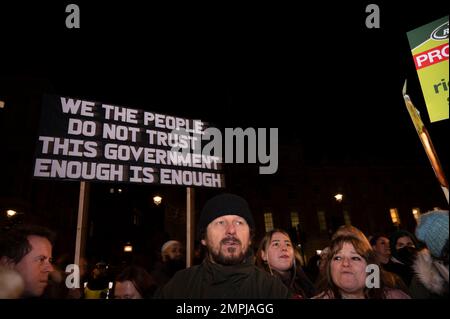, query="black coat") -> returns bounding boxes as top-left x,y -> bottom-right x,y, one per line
275,267 -> 316,298
156,258 -> 291,299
